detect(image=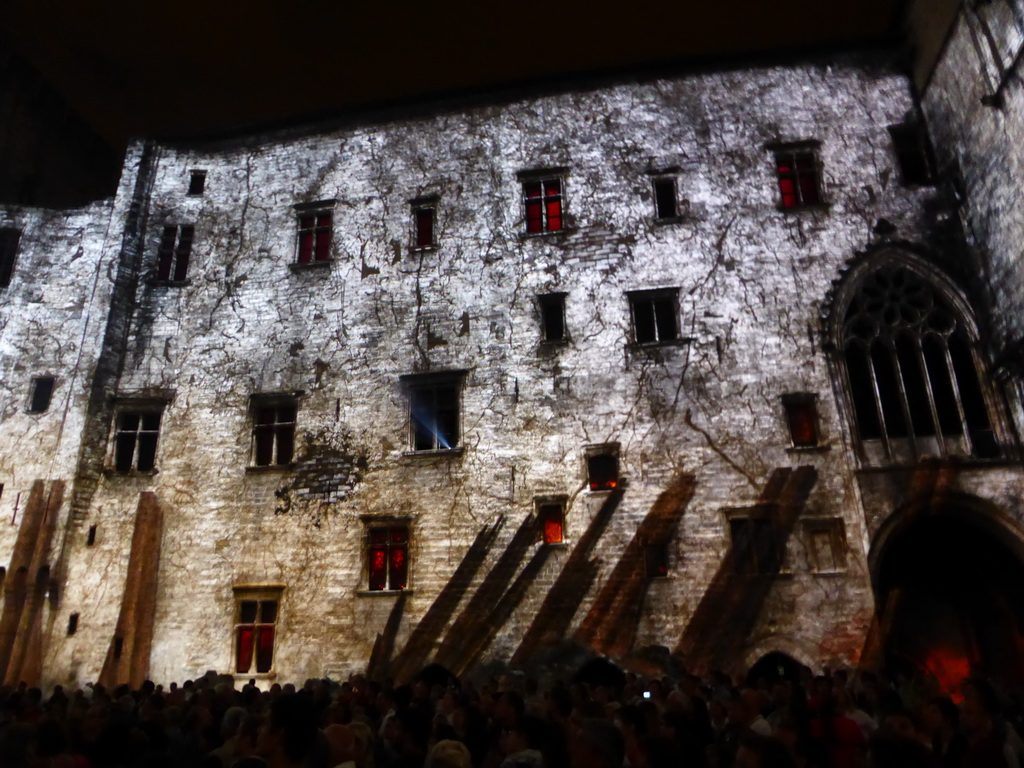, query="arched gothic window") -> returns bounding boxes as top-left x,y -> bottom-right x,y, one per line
841,264 -> 999,461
